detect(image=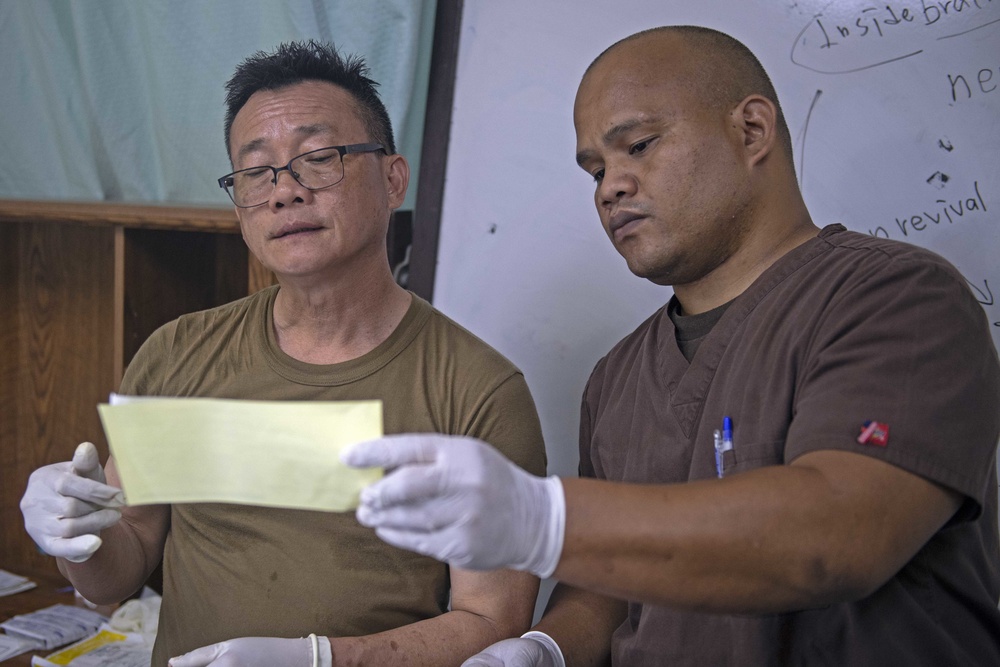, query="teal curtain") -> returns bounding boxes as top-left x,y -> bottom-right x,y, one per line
0,0 -> 435,210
